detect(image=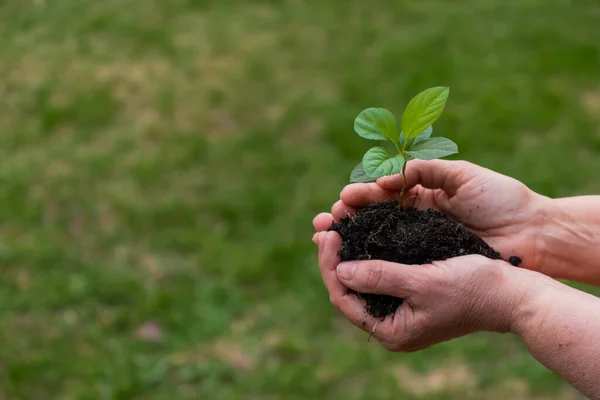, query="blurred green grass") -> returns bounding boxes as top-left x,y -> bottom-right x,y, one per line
0,0 -> 599,398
